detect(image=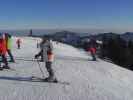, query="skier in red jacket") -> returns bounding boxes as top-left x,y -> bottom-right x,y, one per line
87,38 -> 97,61
16,38 -> 21,49
87,46 -> 97,61
0,33 -> 10,70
